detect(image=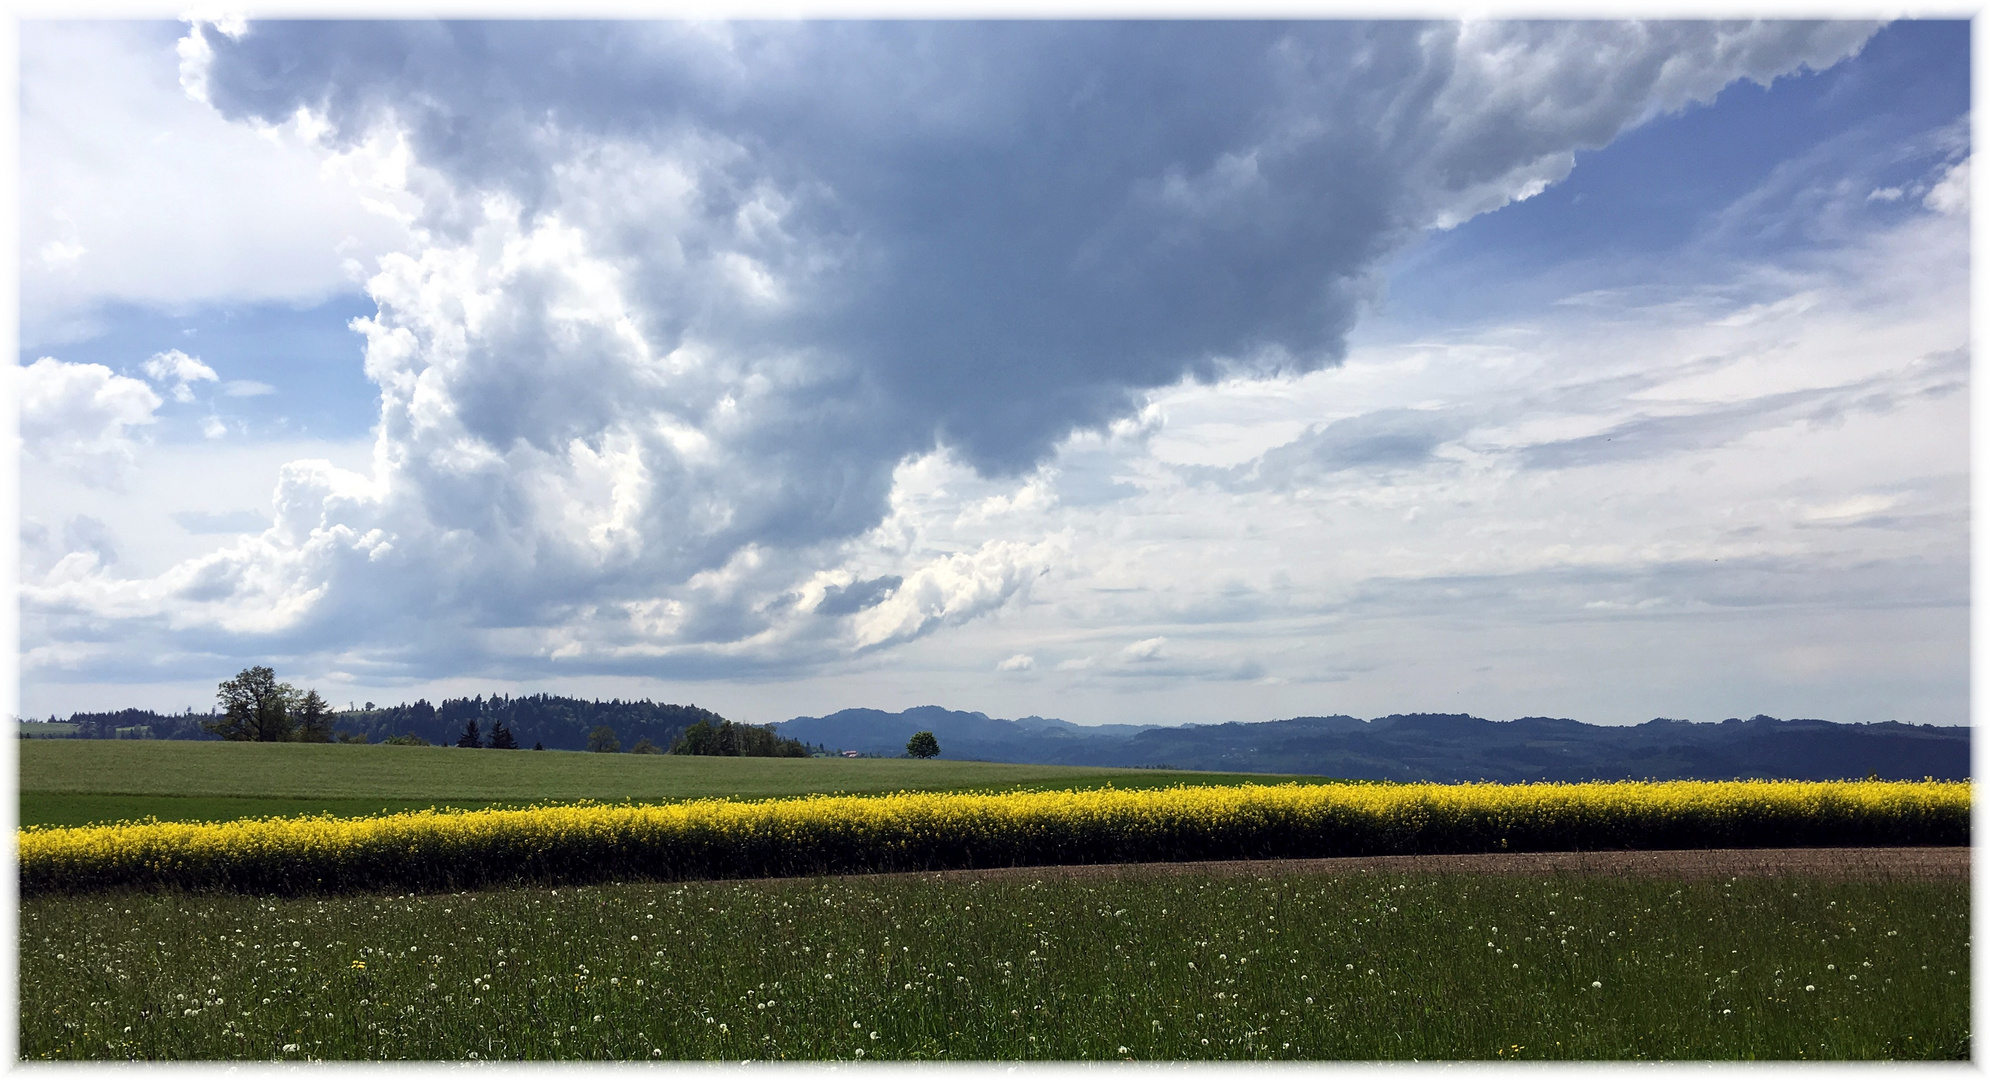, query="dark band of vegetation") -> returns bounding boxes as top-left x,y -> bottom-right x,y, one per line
19,781 -> 1967,897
